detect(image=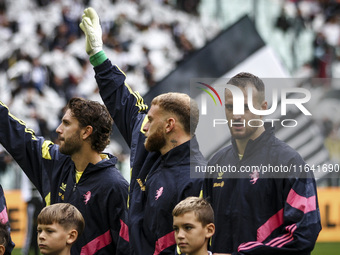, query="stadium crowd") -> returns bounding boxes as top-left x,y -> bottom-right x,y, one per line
0,0 -> 338,185
0,0 -> 221,185
0,0 -> 338,254
0,0 -> 220,134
